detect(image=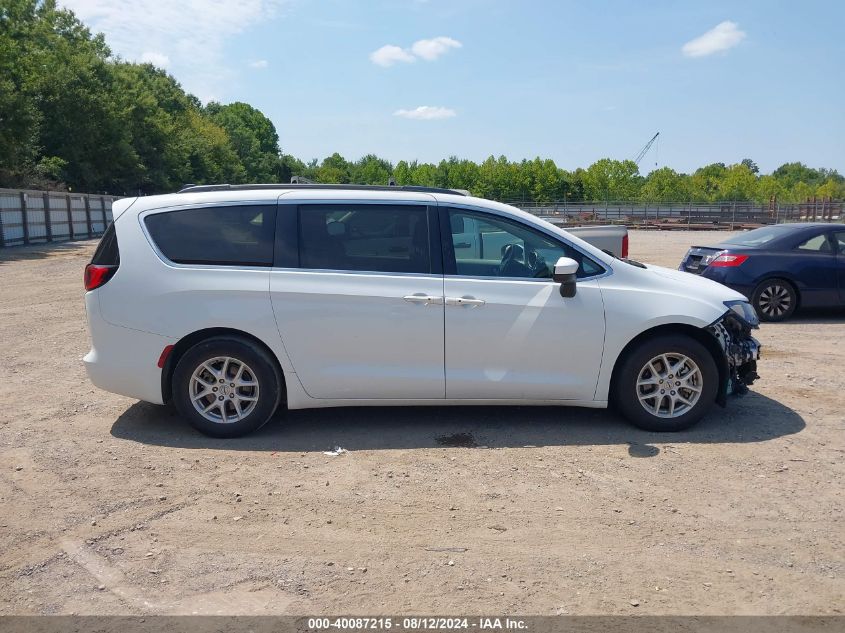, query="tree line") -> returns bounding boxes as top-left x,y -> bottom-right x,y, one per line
2,0 -> 843,205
